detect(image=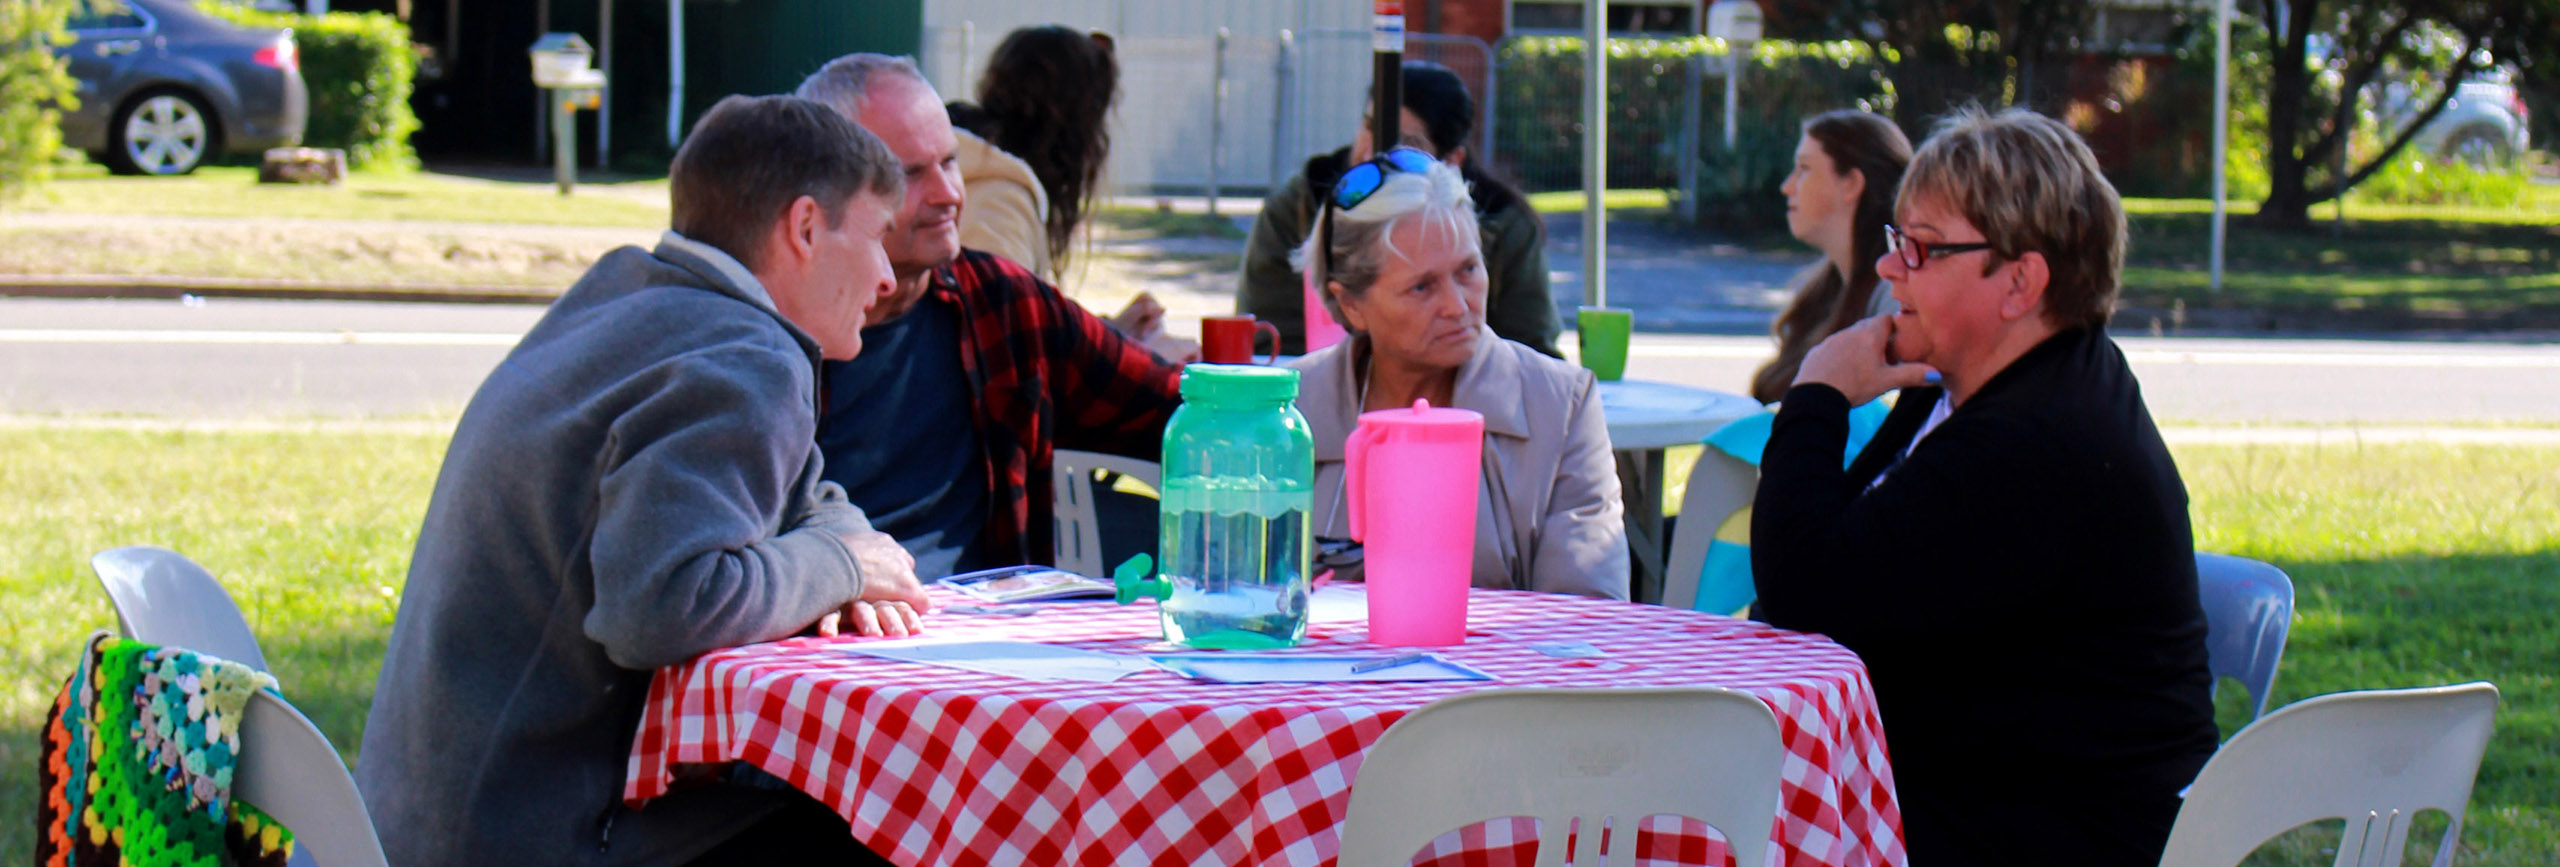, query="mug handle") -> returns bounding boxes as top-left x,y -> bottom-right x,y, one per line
1254,320 -> 1283,365
1344,423 -> 1385,542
